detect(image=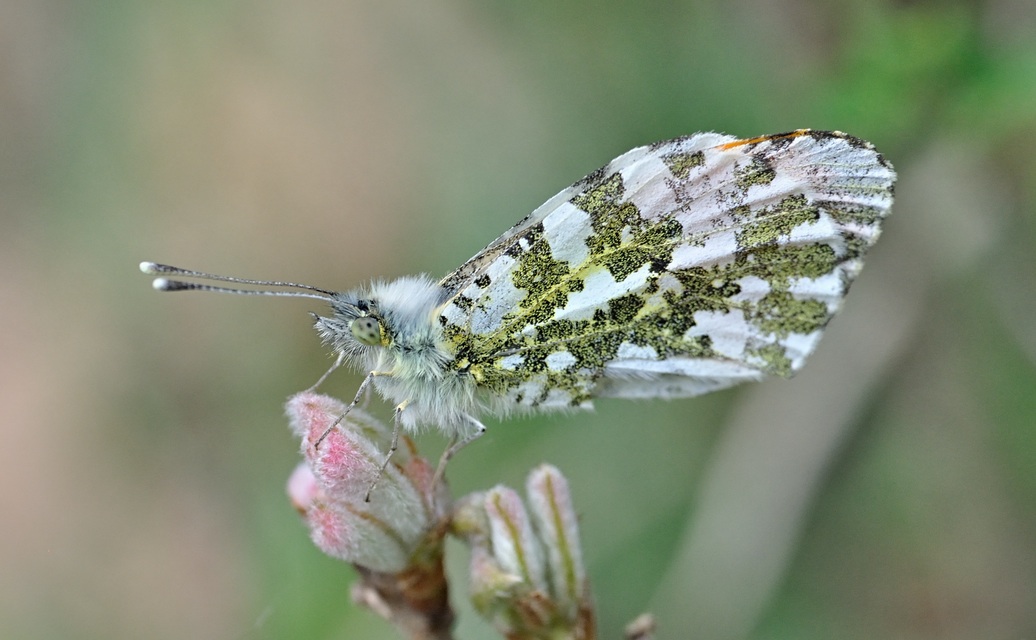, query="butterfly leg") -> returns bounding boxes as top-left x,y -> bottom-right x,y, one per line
308,350 -> 346,391
364,399 -> 410,503
431,415 -> 487,489
313,369 -> 389,450
358,379 -> 375,410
